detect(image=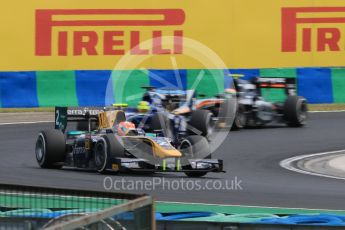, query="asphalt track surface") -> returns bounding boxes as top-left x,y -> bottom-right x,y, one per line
1,112 -> 345,210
